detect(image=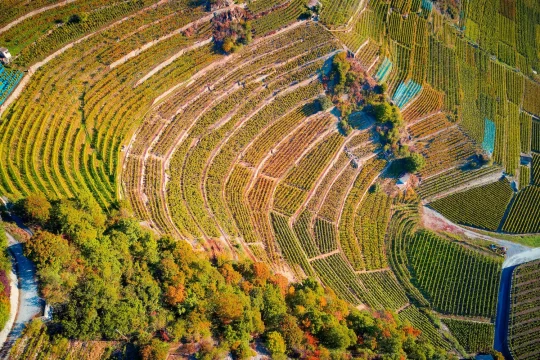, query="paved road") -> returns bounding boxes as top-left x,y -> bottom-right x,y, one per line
0,232 -> 43,356
494,248 -> 540,359
494,265 -> 515,359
